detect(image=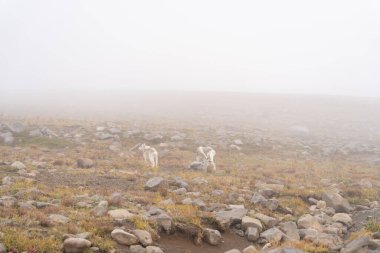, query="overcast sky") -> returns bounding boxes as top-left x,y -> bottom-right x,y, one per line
0,0 -> 379,97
